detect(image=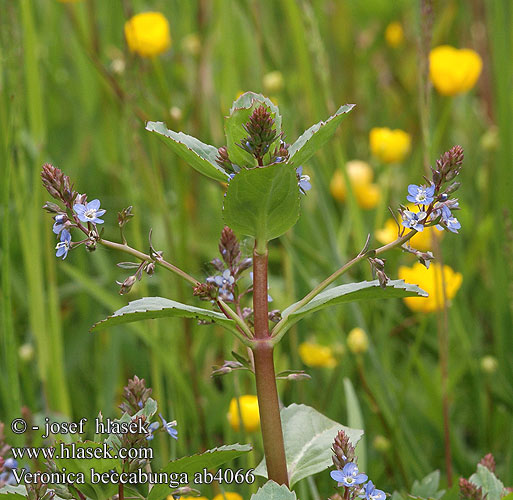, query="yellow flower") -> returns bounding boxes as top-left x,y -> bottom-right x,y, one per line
347,327 -> 369,354
124,12 -> 171,58
376,210 -> 443,252
398,262 -> 462,313
429,45 -> 482,96
263,71 -> 284,94
213,494 -> 243,500
228,396 -> 260,432
385,22 -> 404,48
298,342 -> 337,368
369,128 -> 411,164
330,160 -> 380,210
